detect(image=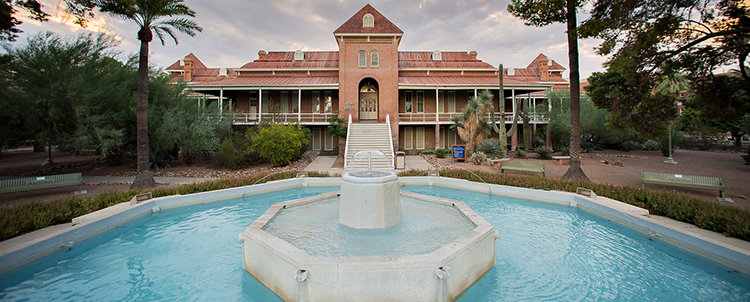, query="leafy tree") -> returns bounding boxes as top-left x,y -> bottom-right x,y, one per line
508,0 -> 590,181
544,89 -> 571,151
689,74 -> 750,146
327,111 -> 347,138
66,0 -> 202,189
5,32 -> 119,165
0,0 -> 48,41
0,54 -> 29,157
